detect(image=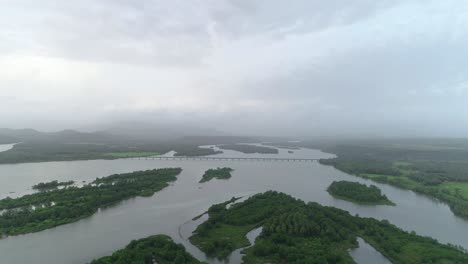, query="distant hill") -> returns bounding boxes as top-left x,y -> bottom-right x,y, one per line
0,128 -> 125,144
